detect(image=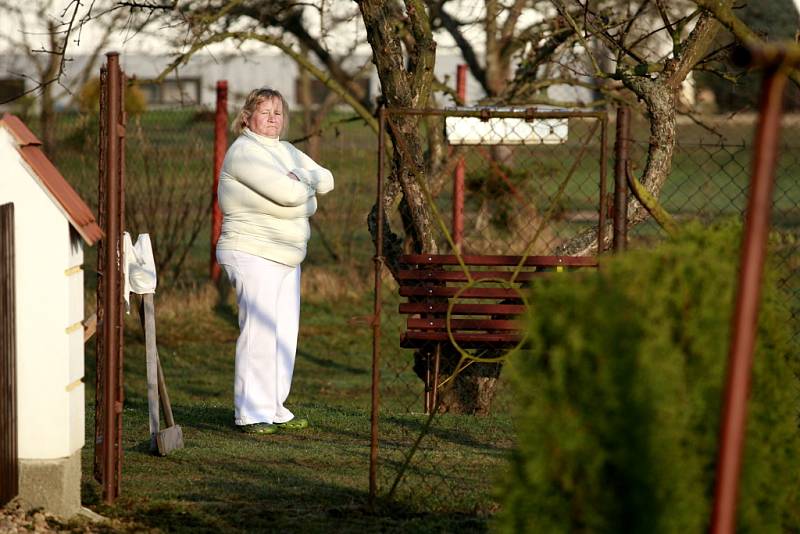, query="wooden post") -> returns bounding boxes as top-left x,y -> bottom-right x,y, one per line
140,296 -> 160,450
0,203 -> 18,506
138,293 -> 183,456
